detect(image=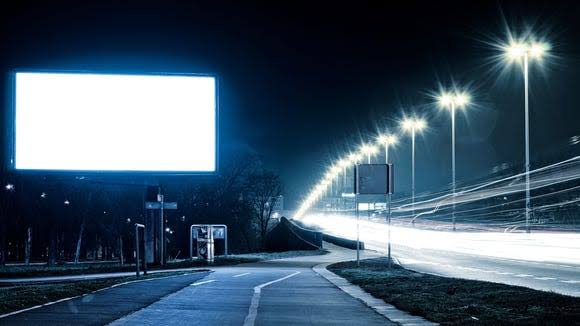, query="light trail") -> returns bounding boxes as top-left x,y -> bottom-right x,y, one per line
301,156 -> 580,231
297,212 -> 580,266
294,156 -> 580,267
